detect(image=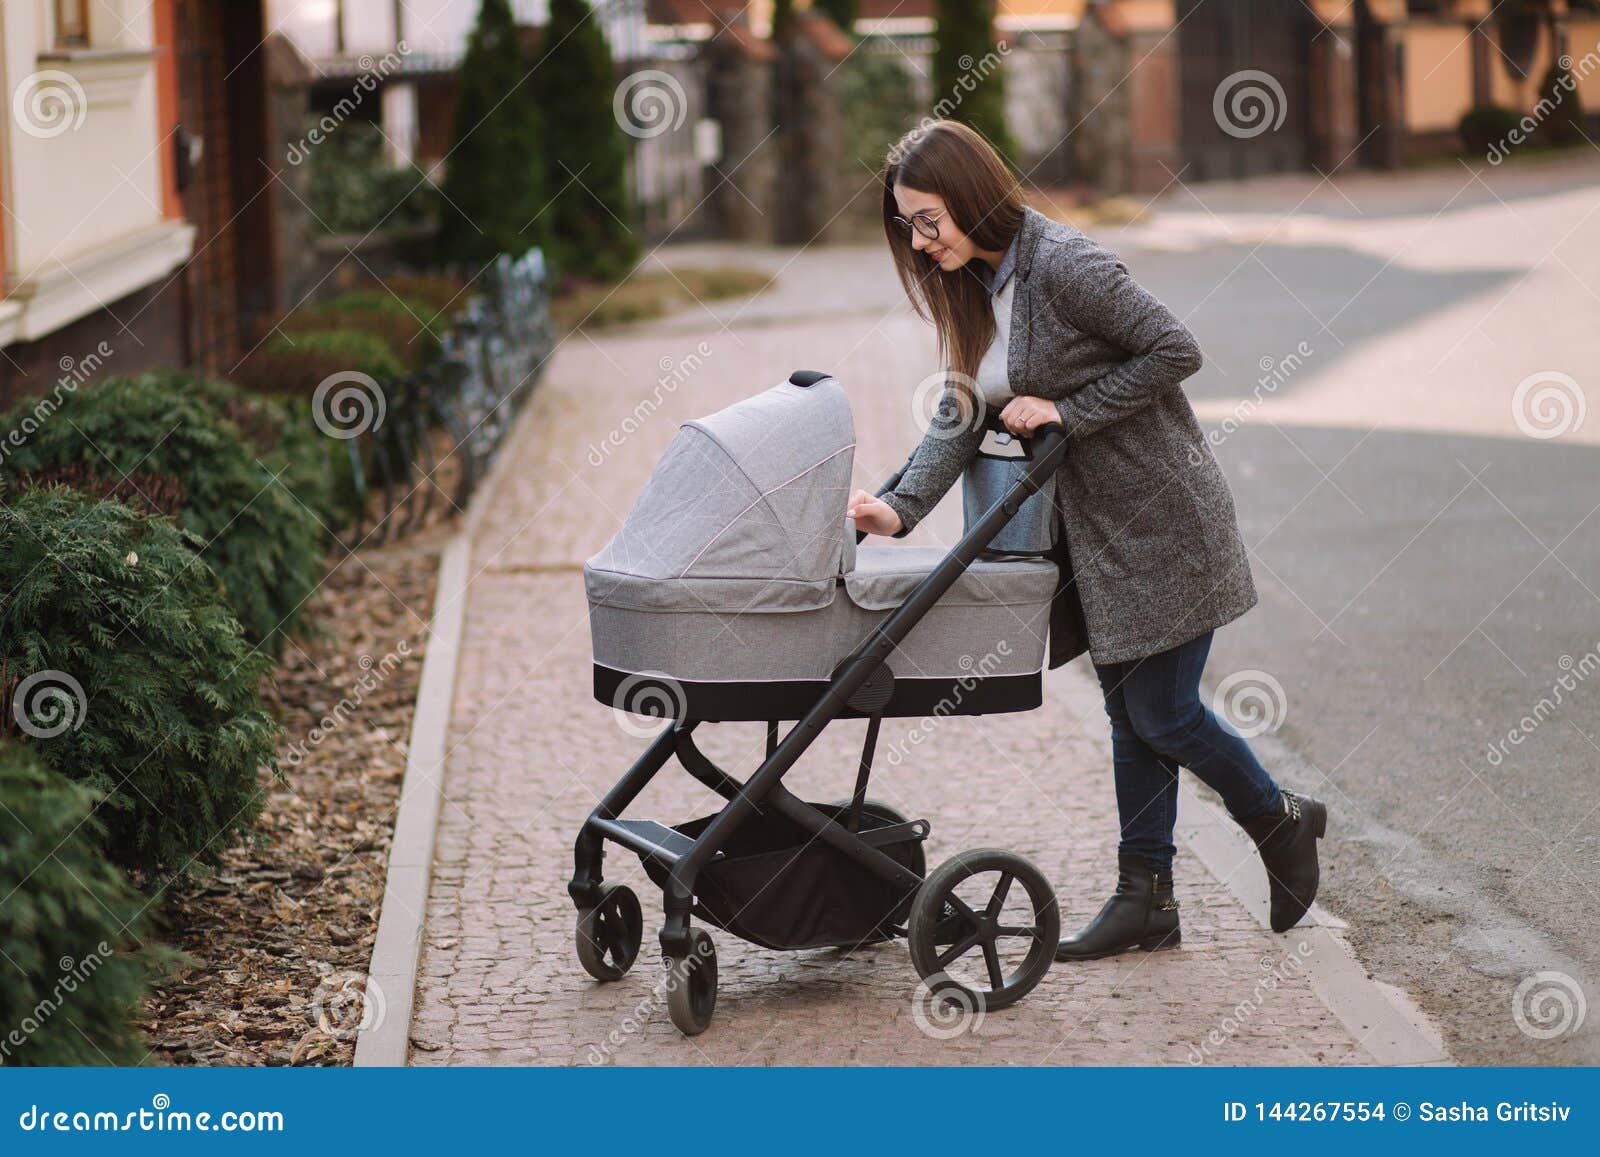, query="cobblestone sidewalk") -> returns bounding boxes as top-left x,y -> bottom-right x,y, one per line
408,292 -> 1372,1066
